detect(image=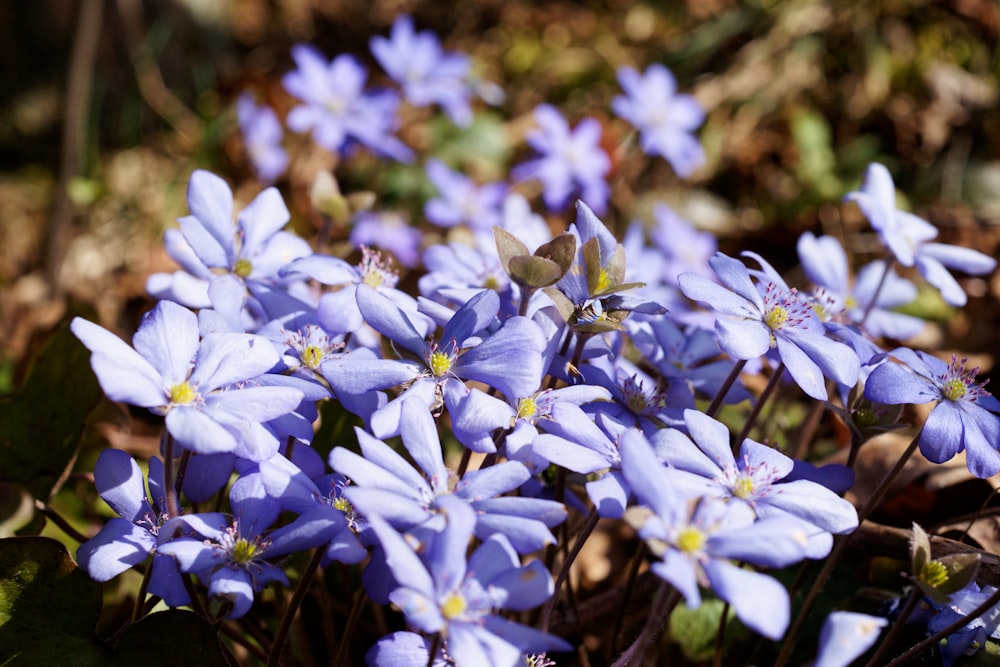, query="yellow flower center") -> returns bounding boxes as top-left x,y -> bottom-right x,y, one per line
732,475 -> 755,499
333,496 -> 352,514
675,526 -> 706,554
441,593 -> 467,620
919,560 -> 949,588
517,397 -> 537,420
234,258 -> 253,278
765,305 -> 788,330
168,381 -> 197,405
231,538 -> 258,564
301,345 -> 324,369
429,351 -> 452,377
363,270 -> 383,288
942,378 -> 967,401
